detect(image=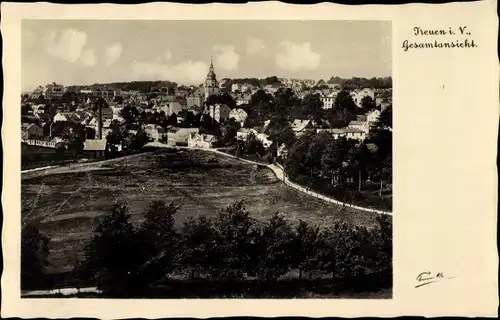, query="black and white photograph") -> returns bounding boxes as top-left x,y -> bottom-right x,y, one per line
20,19 -> 393,299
